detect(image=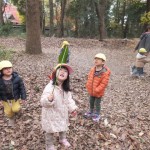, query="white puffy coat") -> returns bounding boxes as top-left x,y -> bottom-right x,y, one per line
40,81 -> 77,133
